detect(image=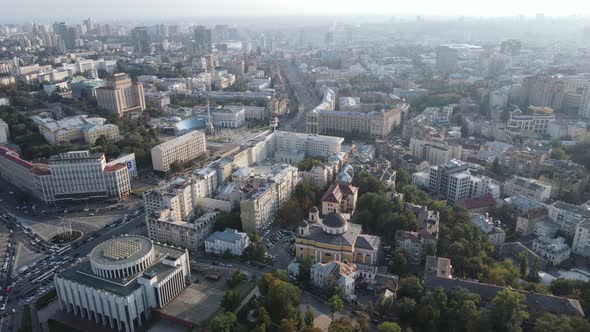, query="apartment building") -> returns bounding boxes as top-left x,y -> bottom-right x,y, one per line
572,220 -> 590,257
549,201 -> 590,236
311,261 -> 359,295
34,115 -> 120,145
96,73 -> 146,116
504,175 -> 552,202
428,159 -> 499,204
204,228 -> 250,256
151,130 -> 207,172
499,148 -> 546,178
146,208 -> 218,251
240,166 -> 300,233
409,138 -> 462,166
471,214 -> 506,245
532,236 -> 571,266
0,148 -> 130,203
